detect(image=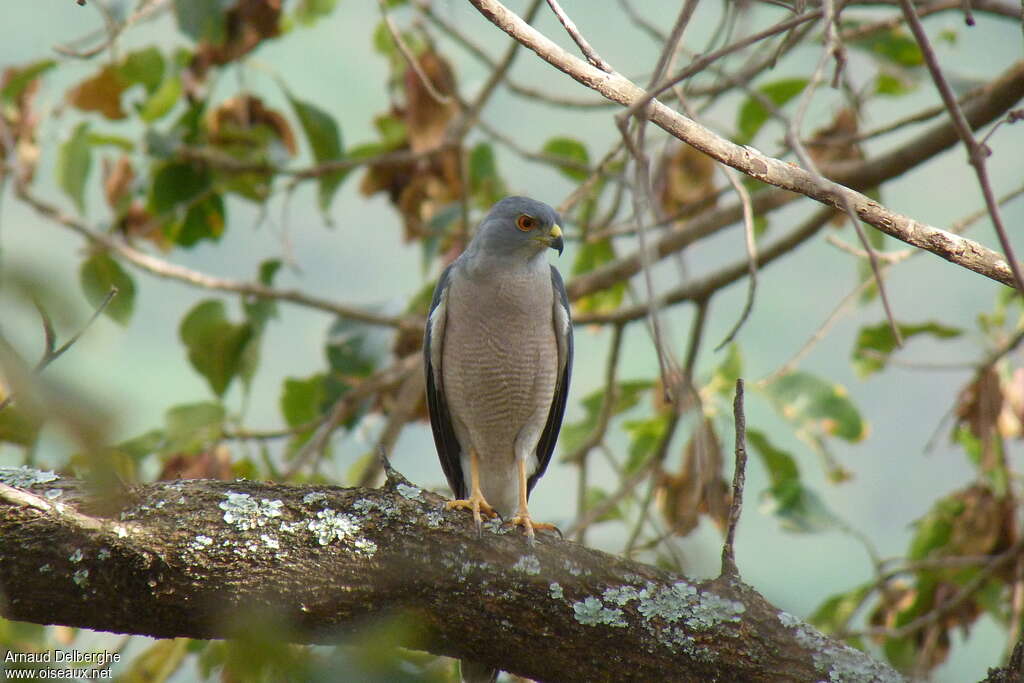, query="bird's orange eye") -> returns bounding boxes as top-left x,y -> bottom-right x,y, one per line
516,214 -> 537,231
